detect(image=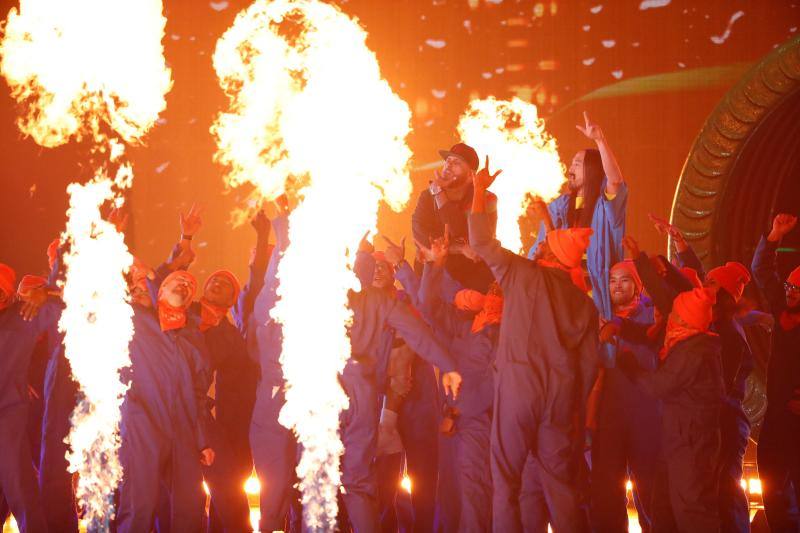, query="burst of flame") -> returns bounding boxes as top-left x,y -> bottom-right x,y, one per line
212,1 -> 411,529
0,0 -> 171,526
456,97 -> 565,253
